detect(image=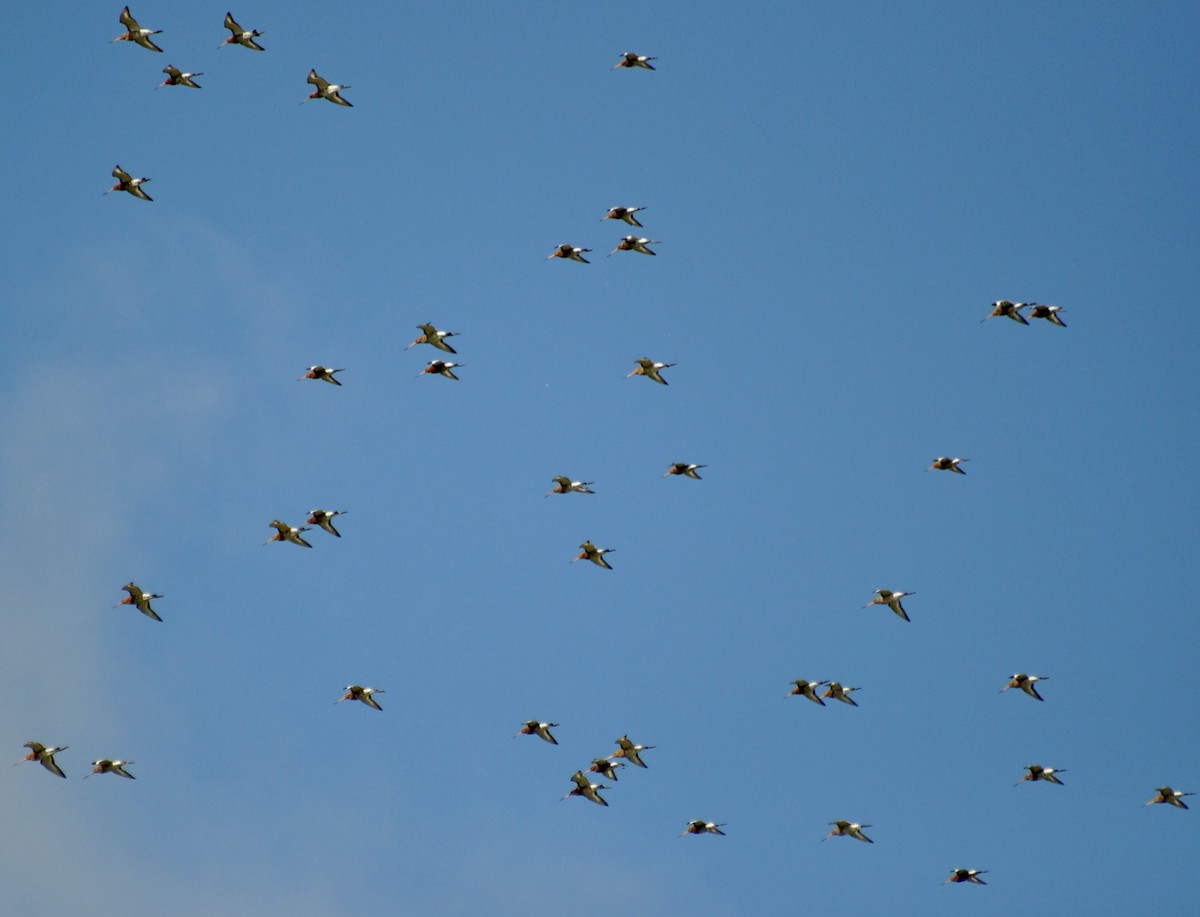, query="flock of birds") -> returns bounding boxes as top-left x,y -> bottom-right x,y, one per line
17,7 -> 1191,900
